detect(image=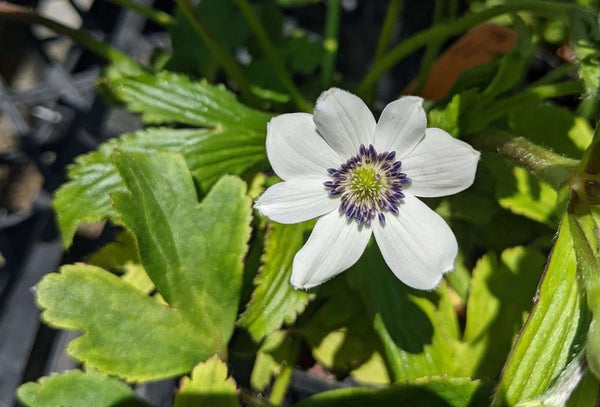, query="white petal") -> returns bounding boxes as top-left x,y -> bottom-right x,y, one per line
267,113 -> 343,181
402,128 -> 480,198
373,194 -> 457,290
255,179 -> 339,224
373,96 -> 427,157
313,88 -> 376,158
291,211 -> 372,289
